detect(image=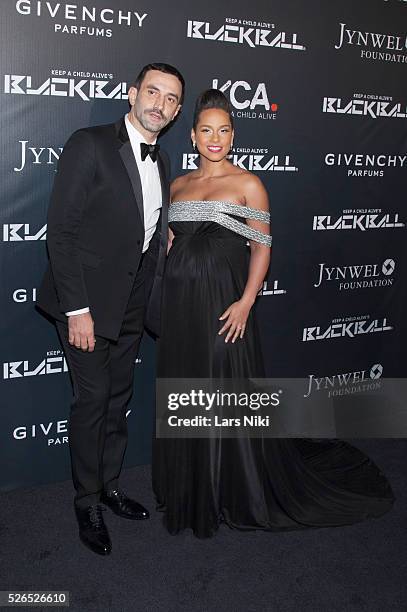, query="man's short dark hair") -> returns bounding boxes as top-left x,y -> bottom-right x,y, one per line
134,63 -> 185,105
